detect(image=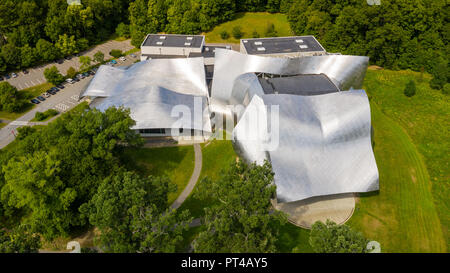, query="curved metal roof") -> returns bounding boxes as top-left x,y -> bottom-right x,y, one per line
233,90 -> 379,202
211,49 -> 369,102
82,58 -> 211,132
